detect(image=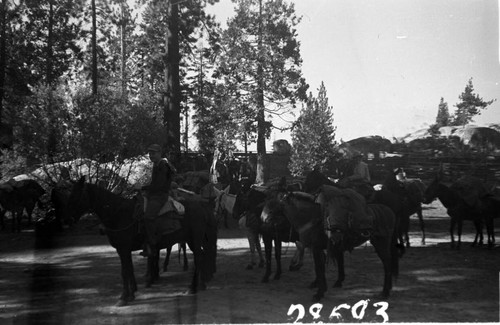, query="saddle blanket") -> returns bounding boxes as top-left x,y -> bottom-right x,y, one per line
144,196 -> 185,216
